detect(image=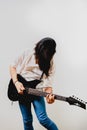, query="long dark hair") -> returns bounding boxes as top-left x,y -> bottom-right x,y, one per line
34,37 -> 56,76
